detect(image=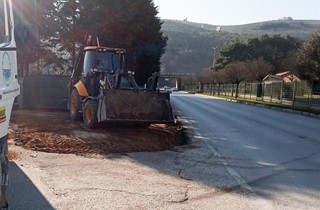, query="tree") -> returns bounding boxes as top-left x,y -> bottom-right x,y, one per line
13,0 -> 43,76
199,69 -> 229,84
41,0 -> 167,85
212,70 -> 228,84
16,0 -> 72,76
216,35 -> 300,72
199,70 -> 215,84
296,32 -> 320,80
279,50 -> 298,73
224,61 -> 250,98
245,57 -> 274,97
216,41 -> 249,70
38,0 -> 89,70
251,35 -> 300,71
246,57 -> 274,82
